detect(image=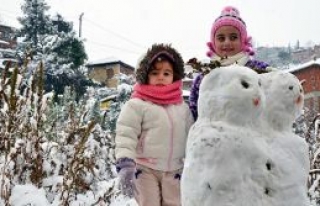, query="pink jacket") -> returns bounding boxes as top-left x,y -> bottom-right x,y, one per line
115,98 -> 194,171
